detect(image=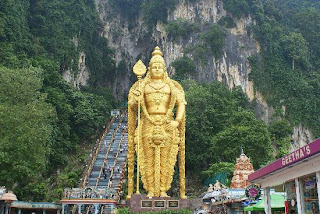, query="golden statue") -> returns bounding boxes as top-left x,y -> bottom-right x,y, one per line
127,46 -> 187,199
